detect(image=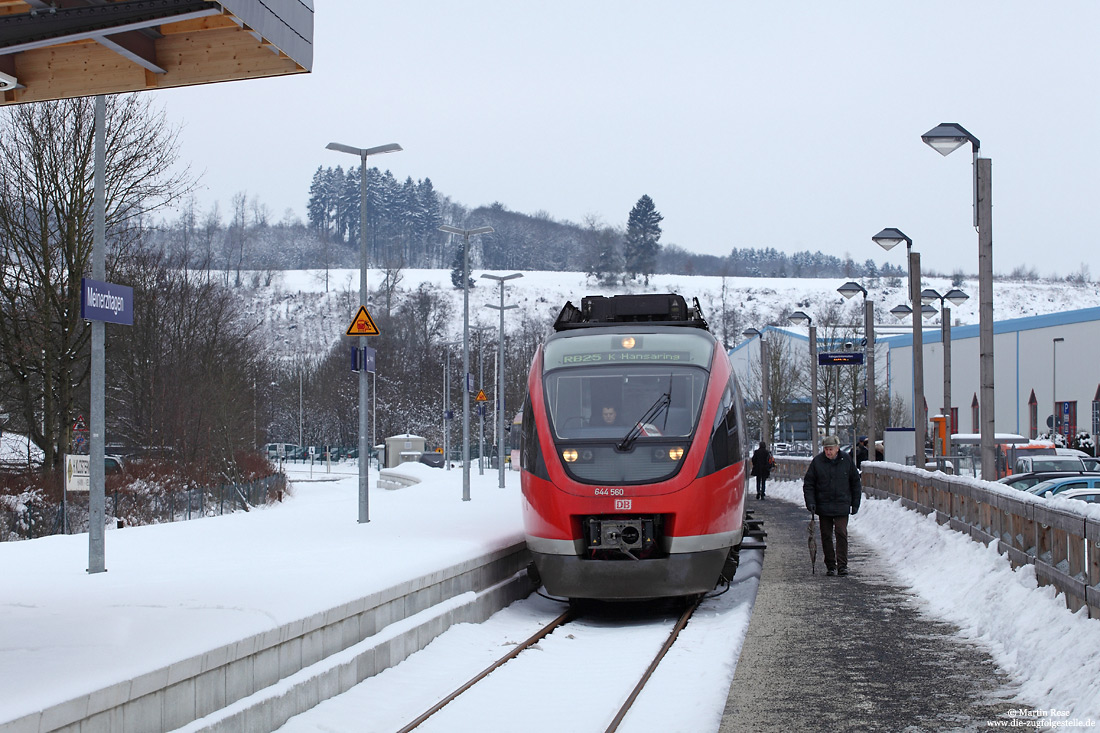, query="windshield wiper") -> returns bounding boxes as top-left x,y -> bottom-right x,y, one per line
617,391 -> 671,451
